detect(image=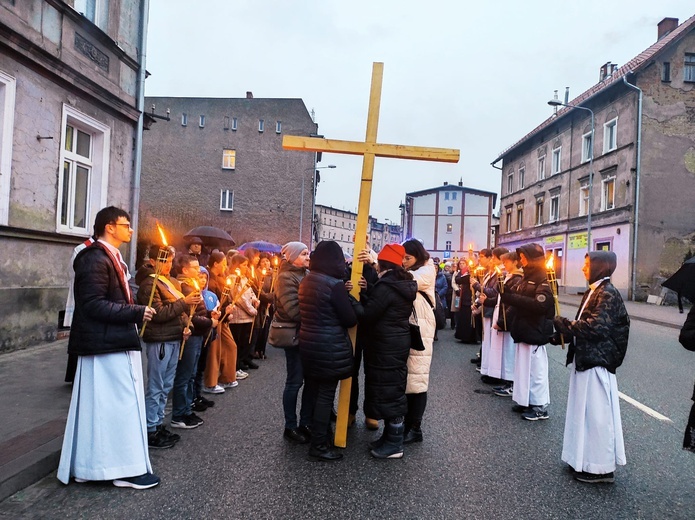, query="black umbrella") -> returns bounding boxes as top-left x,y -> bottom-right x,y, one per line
662,257 -> 695,312
183,226 -> 235,246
